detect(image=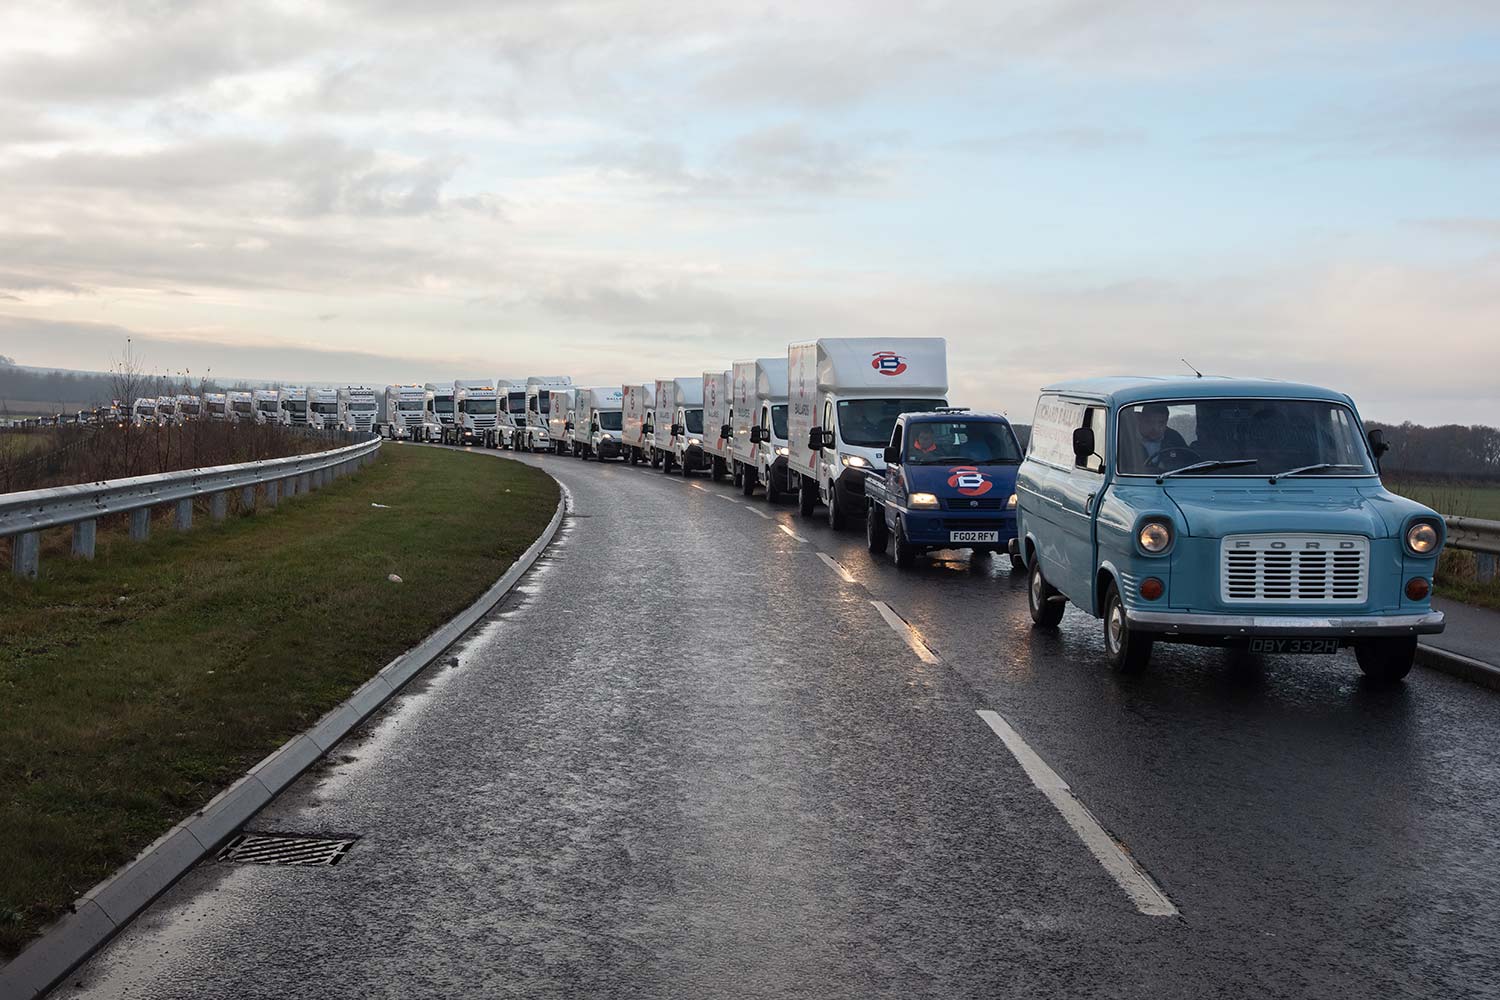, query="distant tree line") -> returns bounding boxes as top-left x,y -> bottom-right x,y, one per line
1367,422 -> 1500,481
0,360 -> 255,413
